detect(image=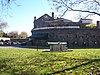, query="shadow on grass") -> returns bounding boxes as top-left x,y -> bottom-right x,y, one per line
0,58 -> 17,71
48,59 -> 100,75
12,45 -> 49,49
